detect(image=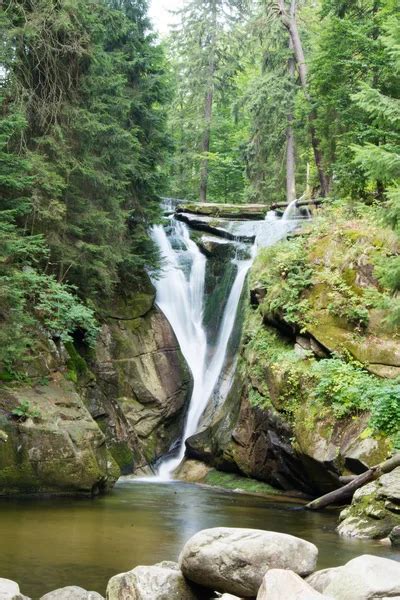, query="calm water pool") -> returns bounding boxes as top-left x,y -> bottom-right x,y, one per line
0,480 -> 398,598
